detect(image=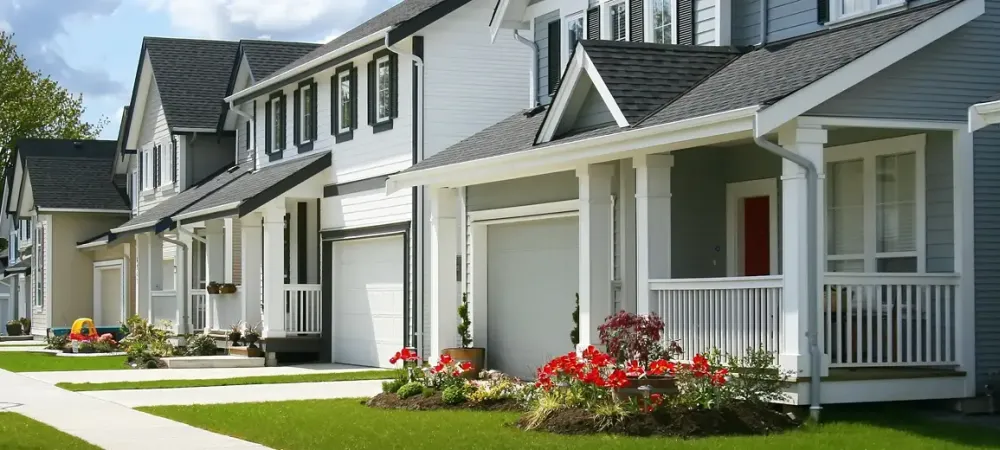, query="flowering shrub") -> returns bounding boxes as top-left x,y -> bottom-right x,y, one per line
670,353 -> 731,410
598,311 -> 681,366
388,347 -> 422,382
424,353 -> 473,389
